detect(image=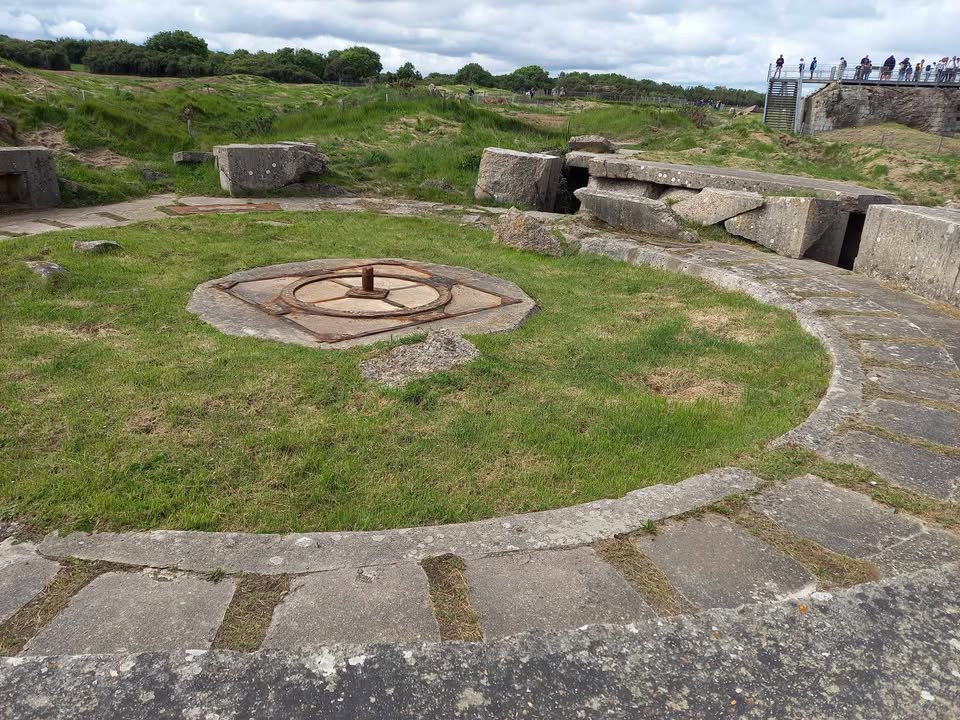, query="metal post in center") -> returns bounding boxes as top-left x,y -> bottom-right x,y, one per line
362,266 -> 375,292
